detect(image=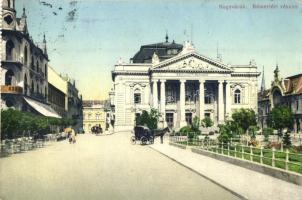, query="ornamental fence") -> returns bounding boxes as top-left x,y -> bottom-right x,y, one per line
169,134 -> 302,175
